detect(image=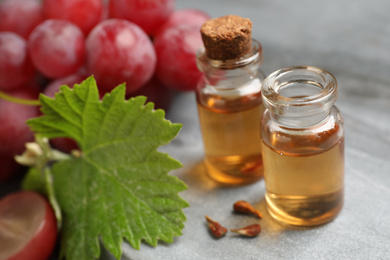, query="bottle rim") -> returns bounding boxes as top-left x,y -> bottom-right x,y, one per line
261,66 -> 338,109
